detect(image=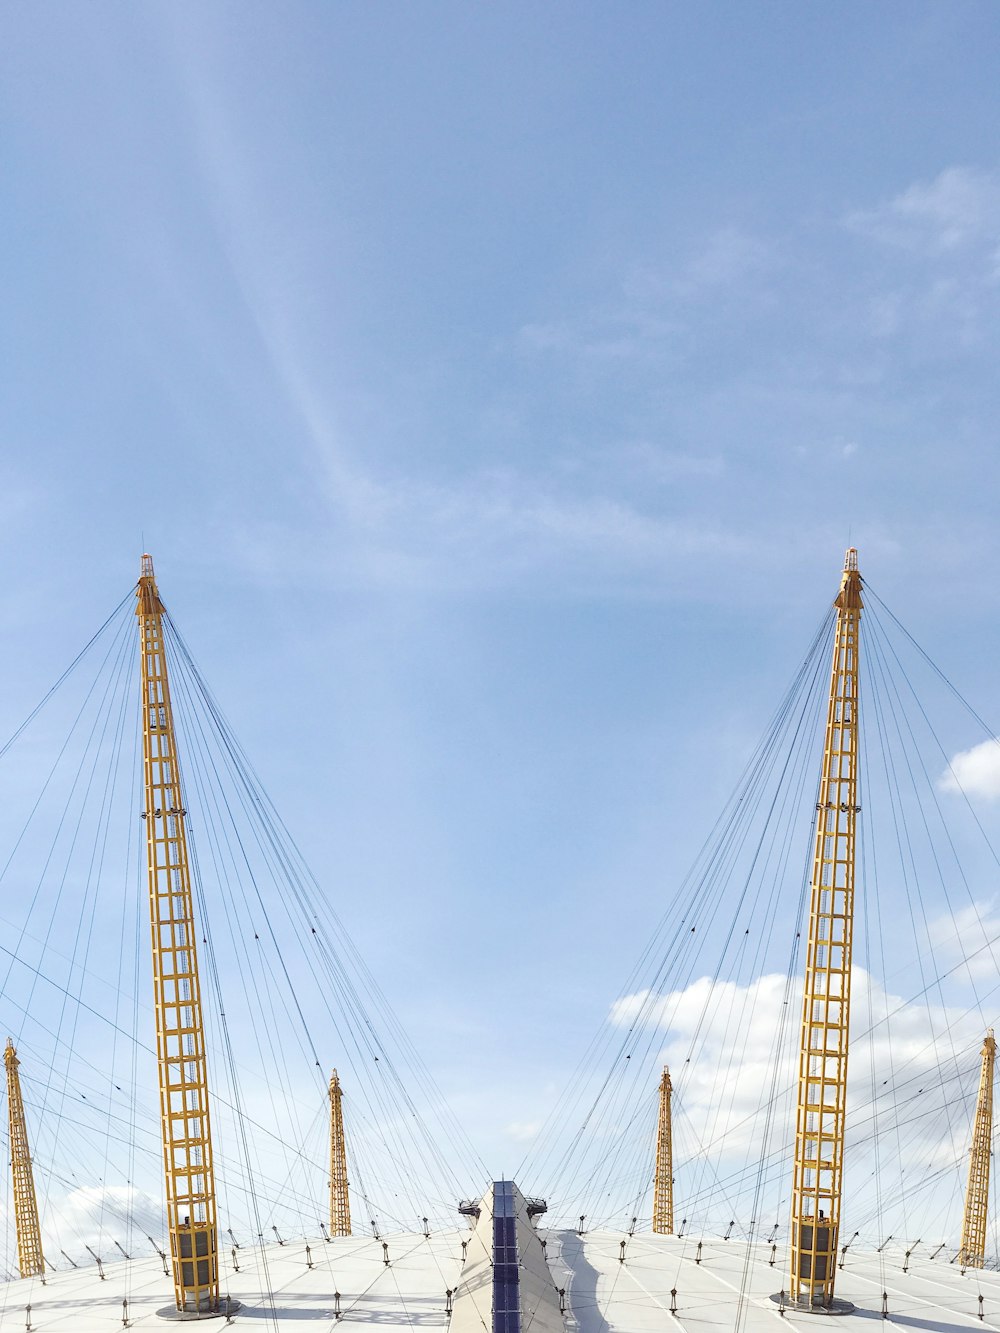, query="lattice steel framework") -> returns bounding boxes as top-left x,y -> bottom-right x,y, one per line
959,1029 -> 996,1269
329,1068 -> 352,1236
787,548 -> 862,1309
137,555 -> 220,1314
652,1066 -> 674,1235
4,1039 -> 45,1279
